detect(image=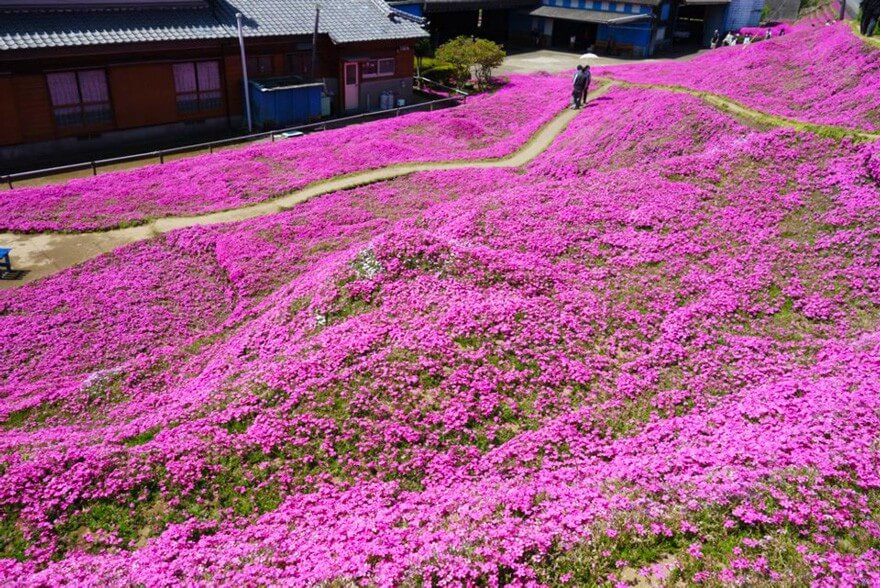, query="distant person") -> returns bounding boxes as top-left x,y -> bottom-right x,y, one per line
570,34 -> 576,49
711,29 -> 720,48
723,31 -> 735,46
765,29 -> 773,40
743,35 -> 752,45
580,65 -> 592,105
861,0 -> 880,36
532,28 -> 541,47
571,65 -> 588,109
779,28 -> 786,36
